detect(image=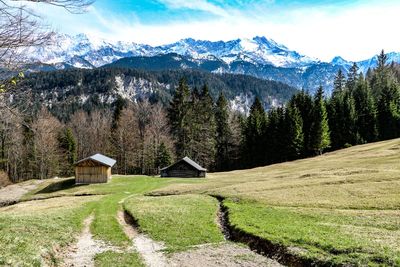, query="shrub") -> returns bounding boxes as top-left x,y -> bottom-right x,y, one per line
0,171 -> 11,188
